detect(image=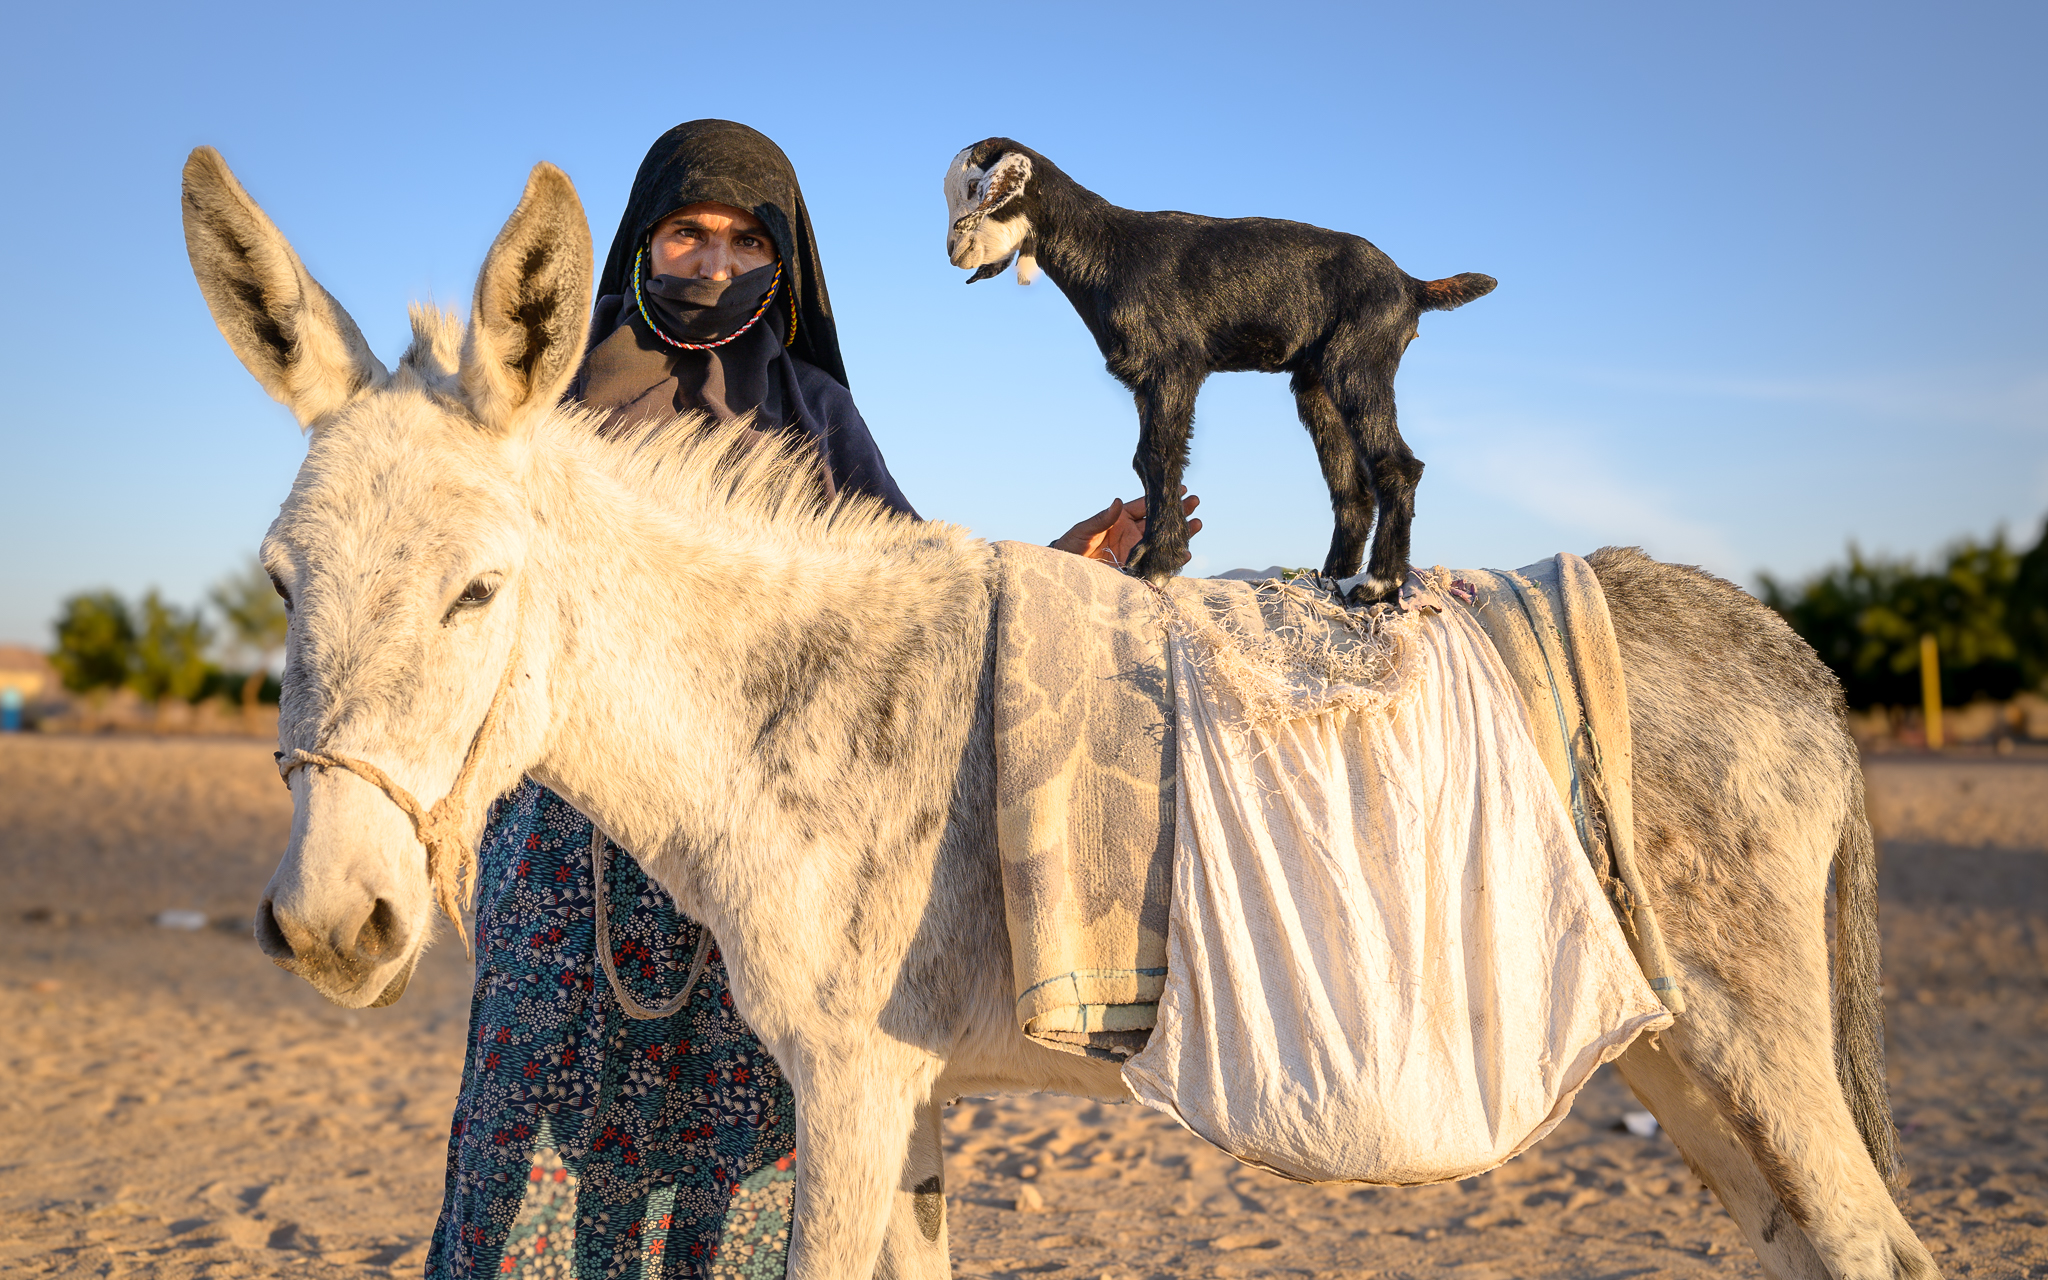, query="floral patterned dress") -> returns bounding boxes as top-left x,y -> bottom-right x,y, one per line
427,780 -> 796,1280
